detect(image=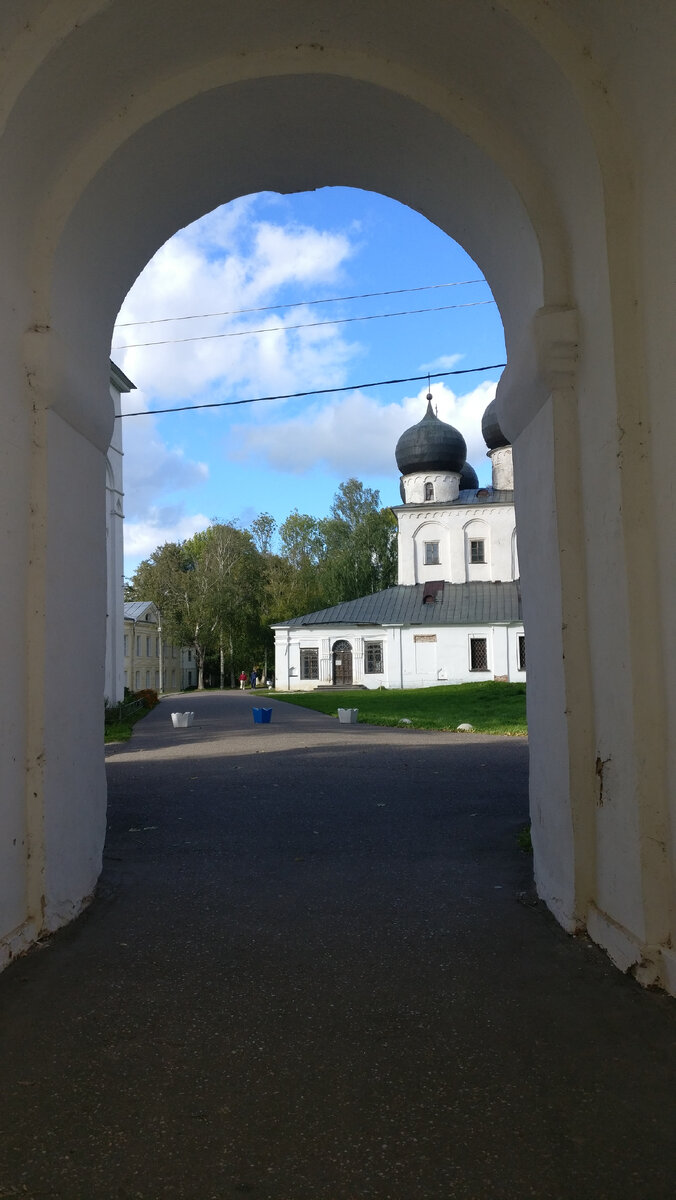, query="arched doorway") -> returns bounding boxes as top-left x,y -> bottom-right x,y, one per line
0,2 -> 673,992
332,640 -> 353,687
